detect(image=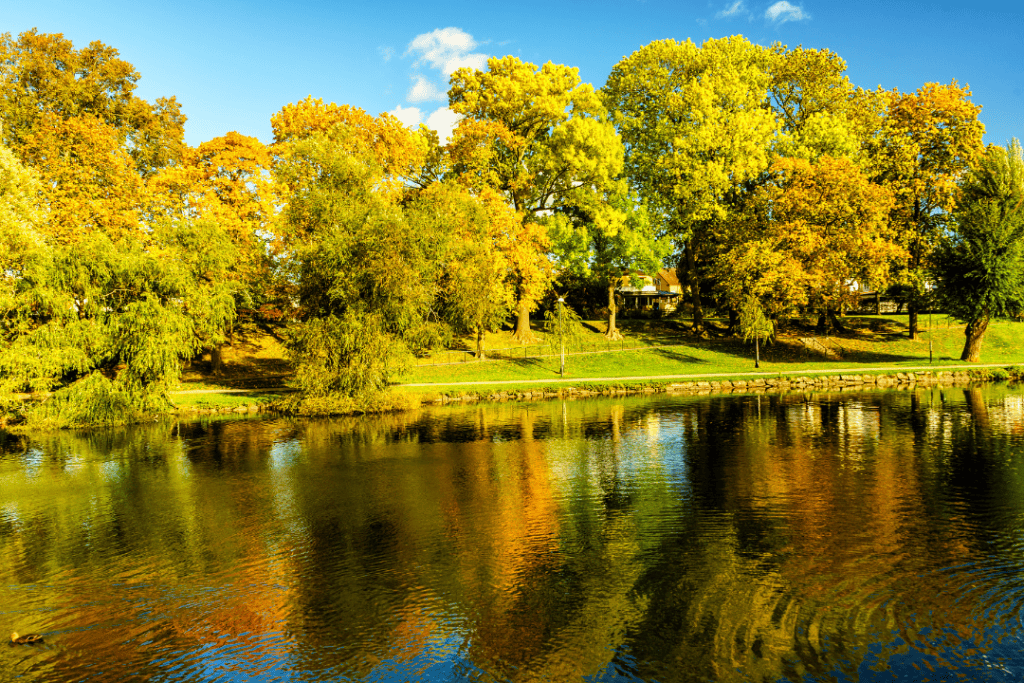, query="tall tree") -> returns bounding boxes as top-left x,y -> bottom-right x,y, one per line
408,183 -> 517,359
0,29 -> 185,175
604,37 -> 777,332
274,125 -> 443,407
449,56 -> 624,342
871,81 -> 985,339
933,140 -> 1024,362
713,156 -> 900,330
